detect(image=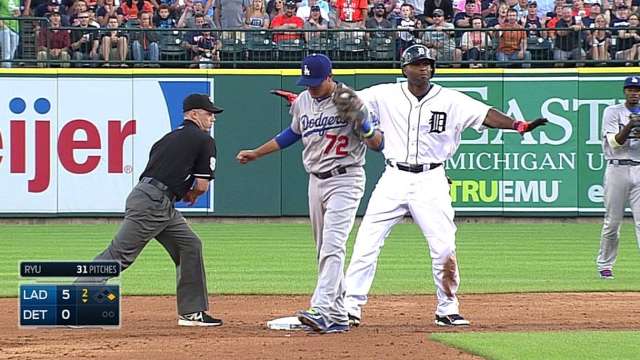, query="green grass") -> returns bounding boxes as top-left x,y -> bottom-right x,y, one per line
430,331 -> 640,360
2,222 -> 640,296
